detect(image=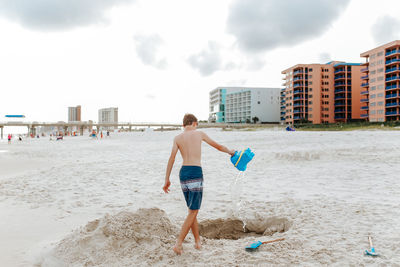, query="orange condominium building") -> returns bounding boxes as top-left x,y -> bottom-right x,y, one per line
281,61 -> 363,124
360,40 -> 400,122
